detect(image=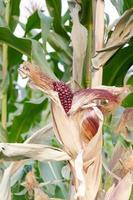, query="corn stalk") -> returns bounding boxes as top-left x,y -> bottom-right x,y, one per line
91,0 -> 104,87
2,0 -> 10,129
81,0 -> 93,88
